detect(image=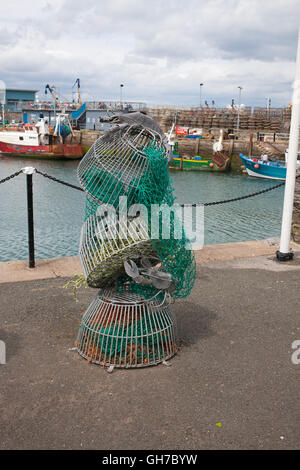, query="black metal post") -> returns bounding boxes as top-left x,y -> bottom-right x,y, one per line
26,173 -> 35,268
